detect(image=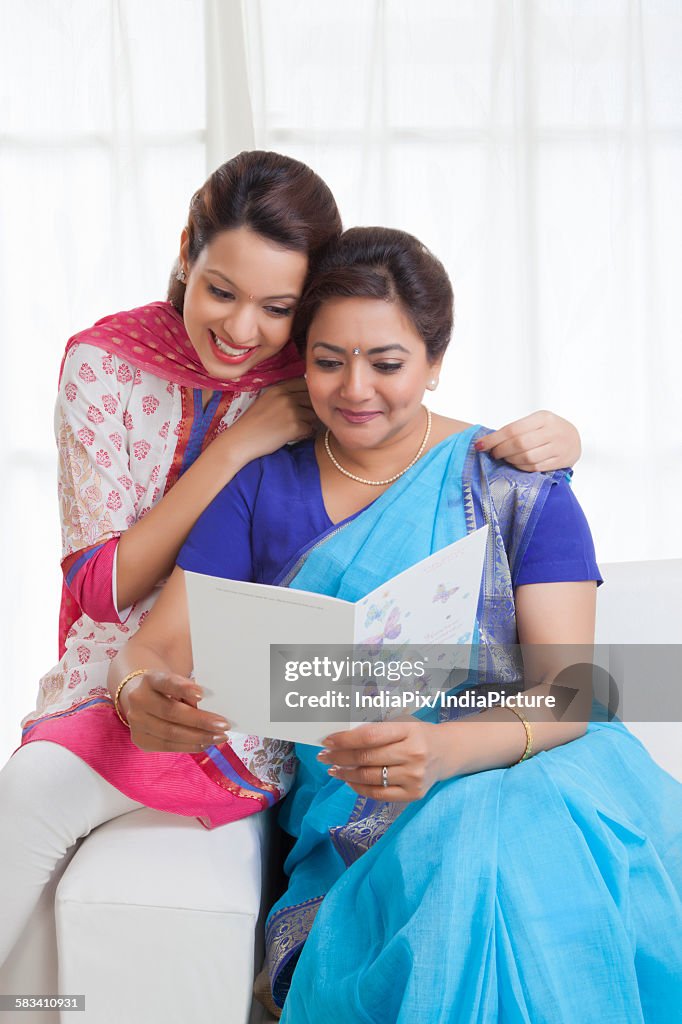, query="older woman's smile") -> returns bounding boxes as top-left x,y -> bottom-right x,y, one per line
305,297 -> 441,467
337,409 -> 383,424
